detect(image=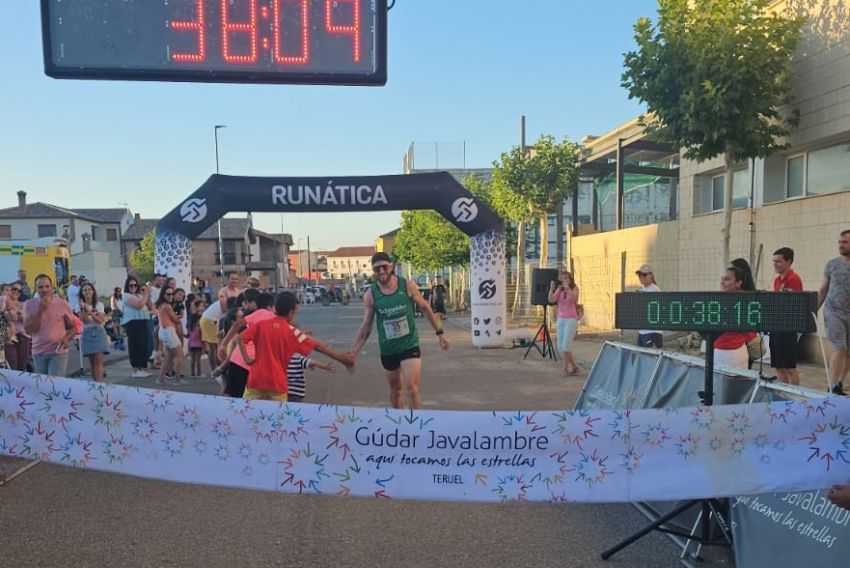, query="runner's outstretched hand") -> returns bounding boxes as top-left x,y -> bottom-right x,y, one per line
342,351 -> 357,374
